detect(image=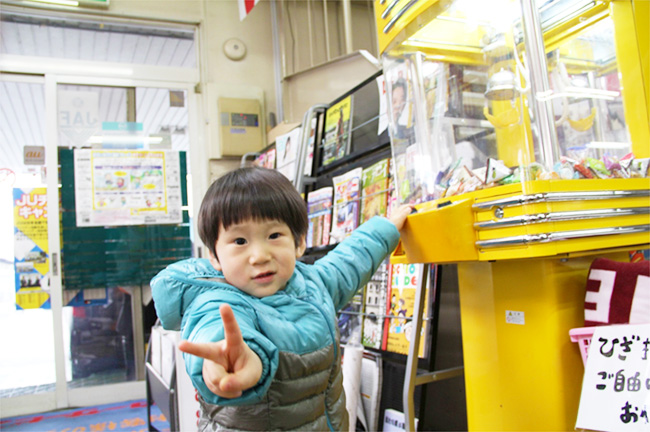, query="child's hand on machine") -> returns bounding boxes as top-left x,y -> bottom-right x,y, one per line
179,304 -> 263,399
389,204 -> 414,232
